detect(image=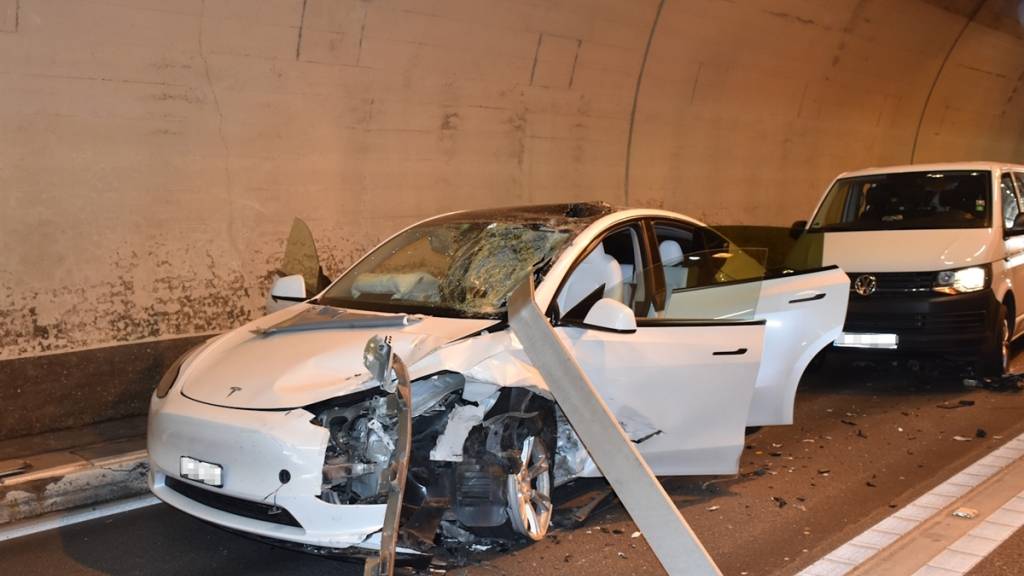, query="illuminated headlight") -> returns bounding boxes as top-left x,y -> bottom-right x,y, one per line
934,266 -> 987,294
154,343 -> 206,399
